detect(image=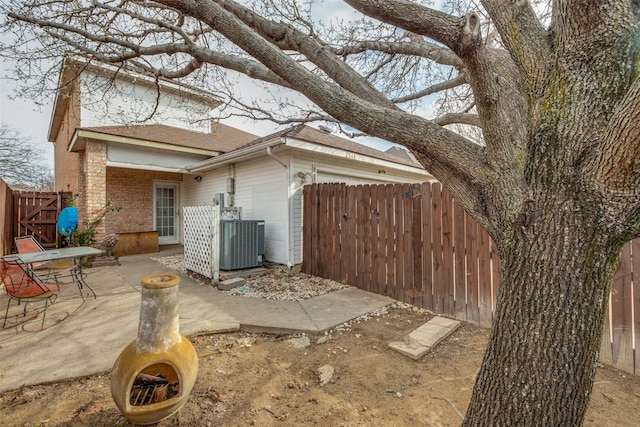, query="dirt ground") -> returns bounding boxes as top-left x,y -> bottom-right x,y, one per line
1,305 -> 639,426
